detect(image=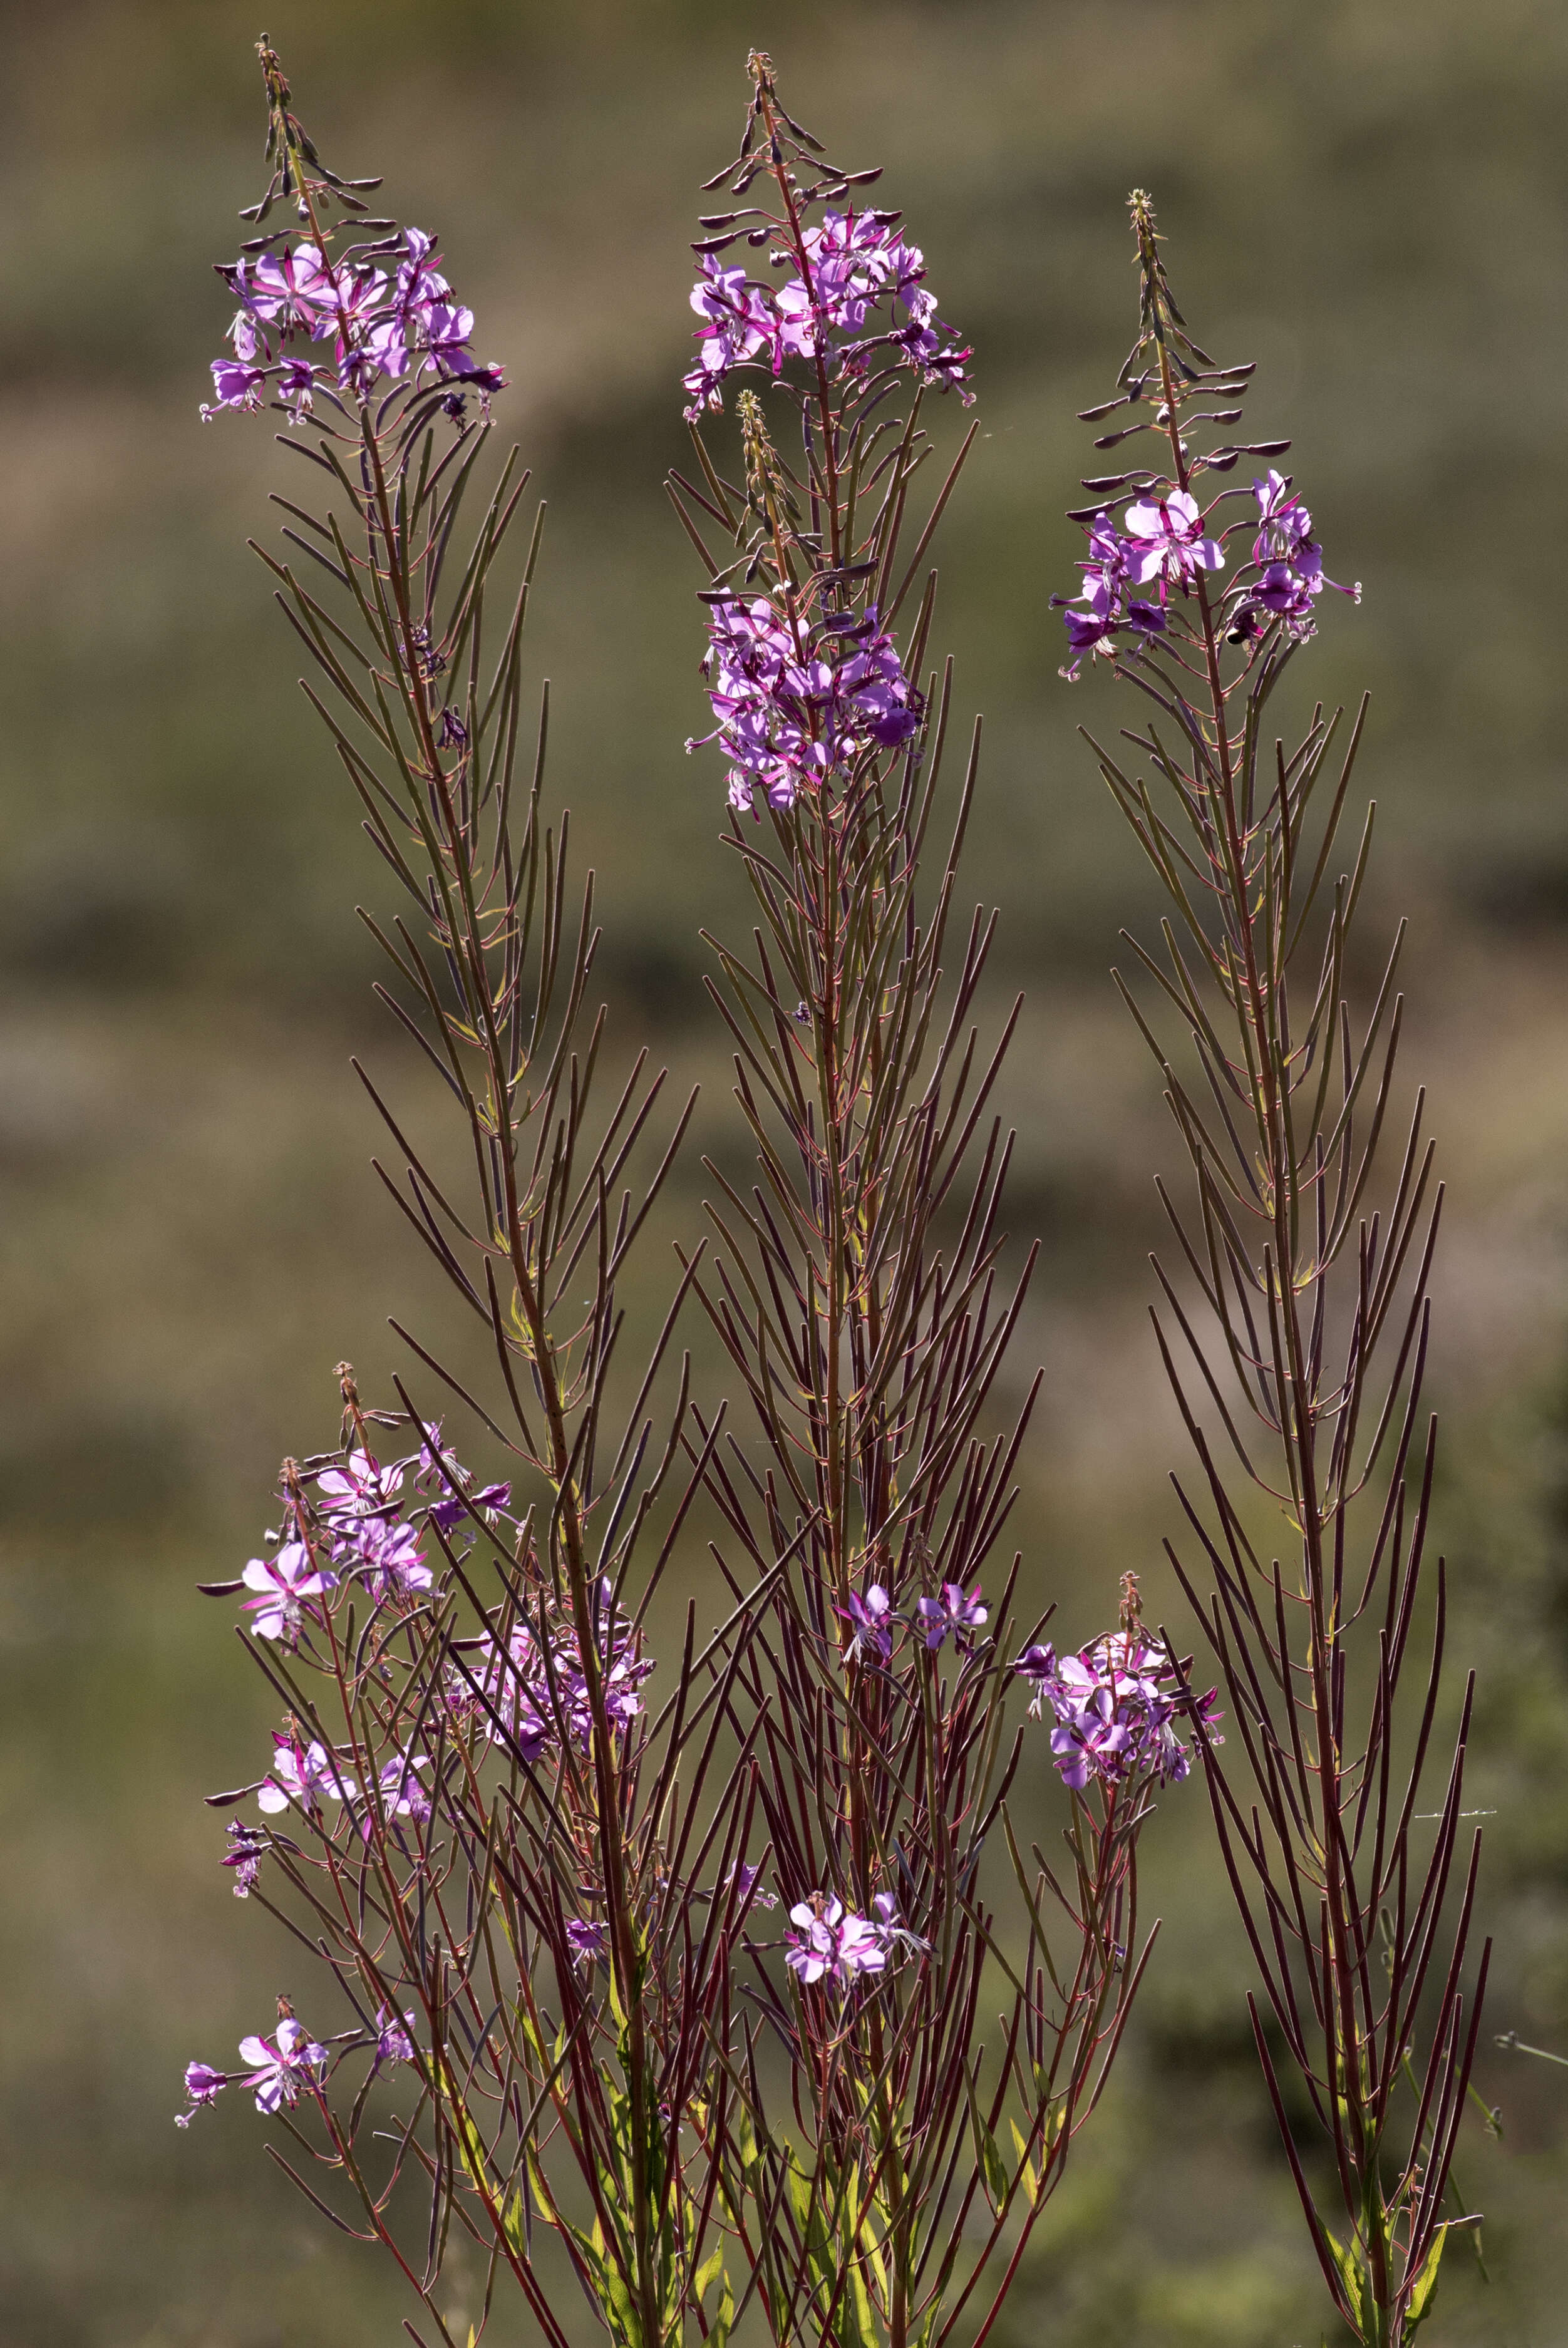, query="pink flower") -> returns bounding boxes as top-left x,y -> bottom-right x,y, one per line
784,1893 -> 921,1988
316,1448 -> 405,1522
247,242 -> 329,332
567,1918 -> 608,1969
235,2016 -> 328,2114
916,1582 -> 988,1652
175,2061 -> 227,2126
374,2006 -> 417,2065
240,1542 -> 336,1641
222,1820 -> 266,1898
1122,490 -> 1224,600
837,1583 -> 894,1664
368,1750 -> 430,1826
200,358 -> 267,420
683,204 -> 971,420
1015,1634 -> 1221,1791
257,1731 -> 352,1815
